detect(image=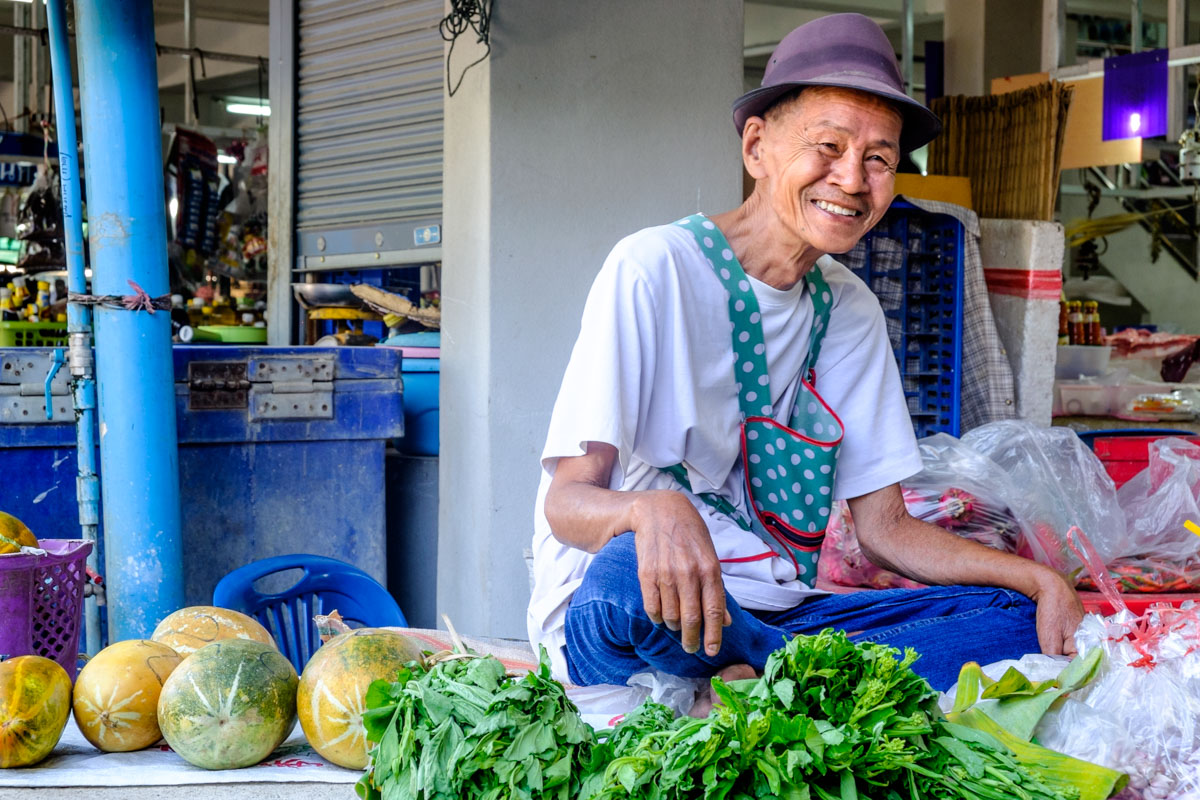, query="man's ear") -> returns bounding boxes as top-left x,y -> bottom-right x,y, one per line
742,117 -> 769,180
